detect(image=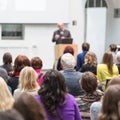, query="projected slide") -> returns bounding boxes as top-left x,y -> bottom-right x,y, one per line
0,0 -> 69,23
15,0 -> 46,11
